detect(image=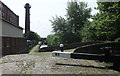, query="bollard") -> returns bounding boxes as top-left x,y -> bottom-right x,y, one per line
60,44 -> 64,52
